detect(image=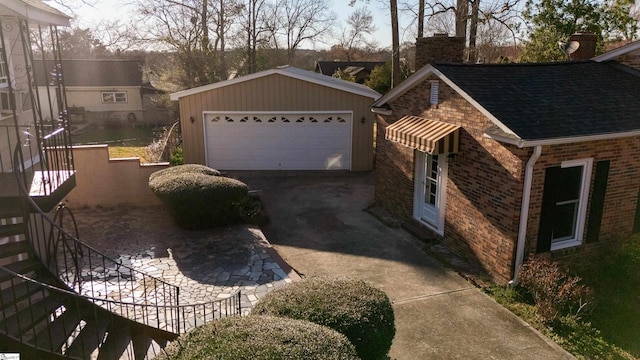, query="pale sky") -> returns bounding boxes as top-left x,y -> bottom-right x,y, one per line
54,0 -> 410,50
